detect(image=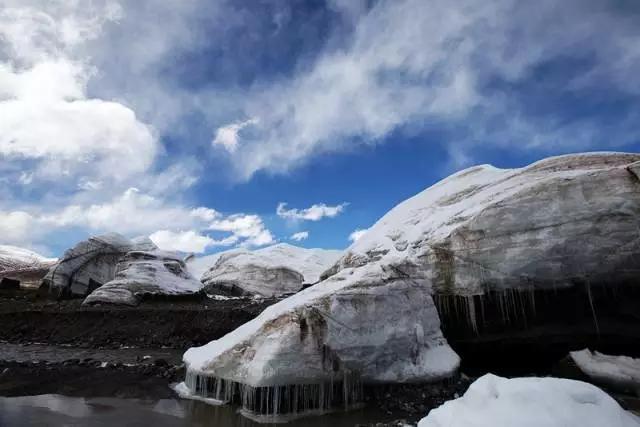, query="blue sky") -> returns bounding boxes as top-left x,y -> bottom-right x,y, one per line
1,0 -> 640,256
